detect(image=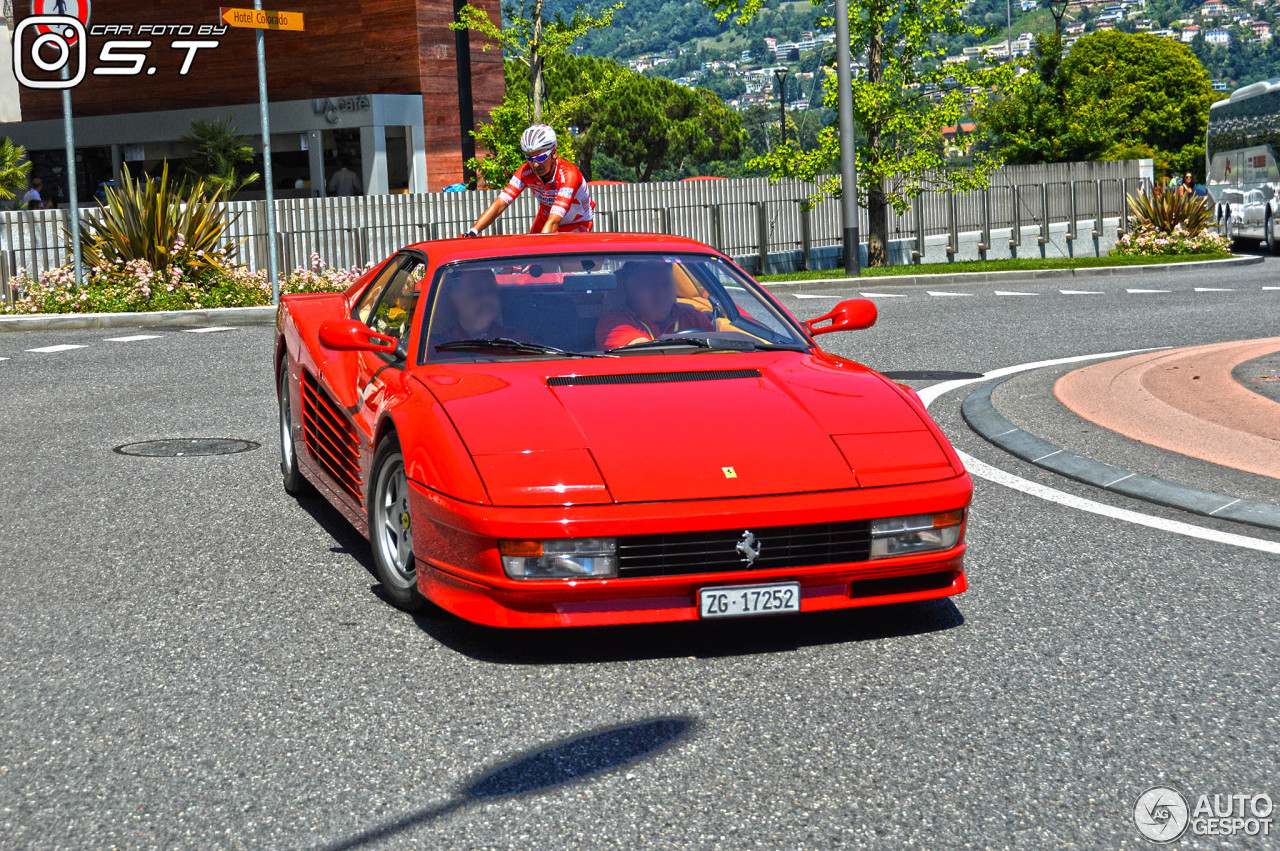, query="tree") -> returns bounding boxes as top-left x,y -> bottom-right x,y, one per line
706,0 -> 1020,265
504,55 -> 743,180
984,31 -> 1215,177
453,0 -> 624,123
0,138 -> 32,203
181,118 -> 260,199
